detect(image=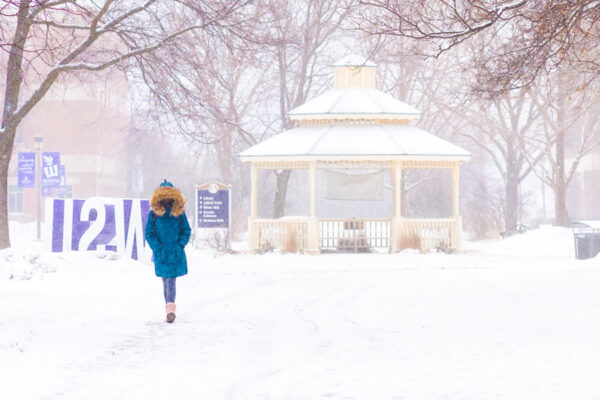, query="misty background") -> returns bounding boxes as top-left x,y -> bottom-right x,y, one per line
2,0 -> 599,244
